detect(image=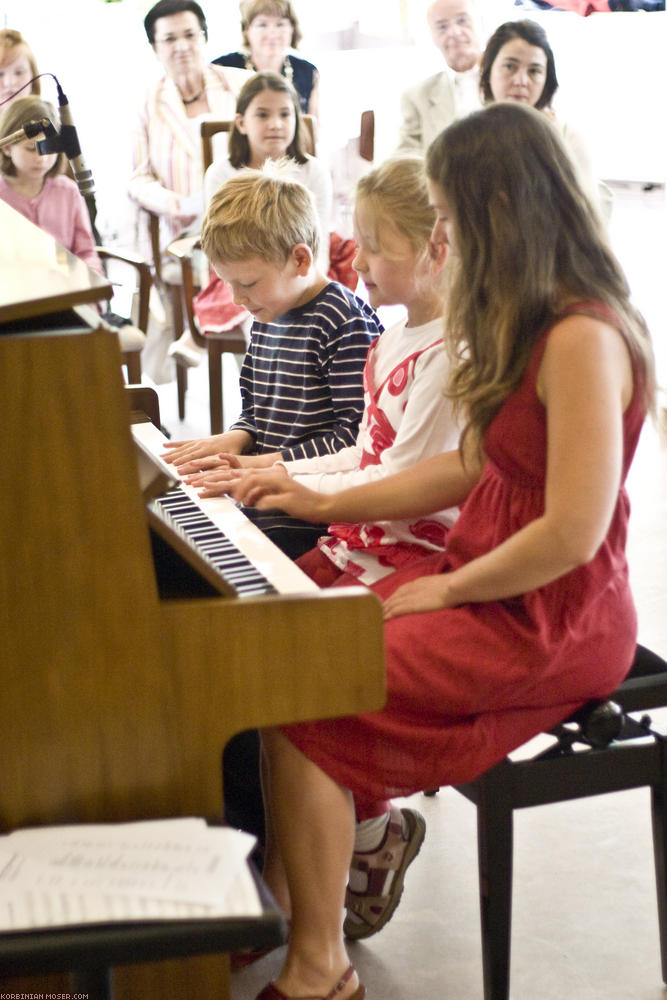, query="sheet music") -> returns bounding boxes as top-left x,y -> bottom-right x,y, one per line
0,818 -> 262,931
